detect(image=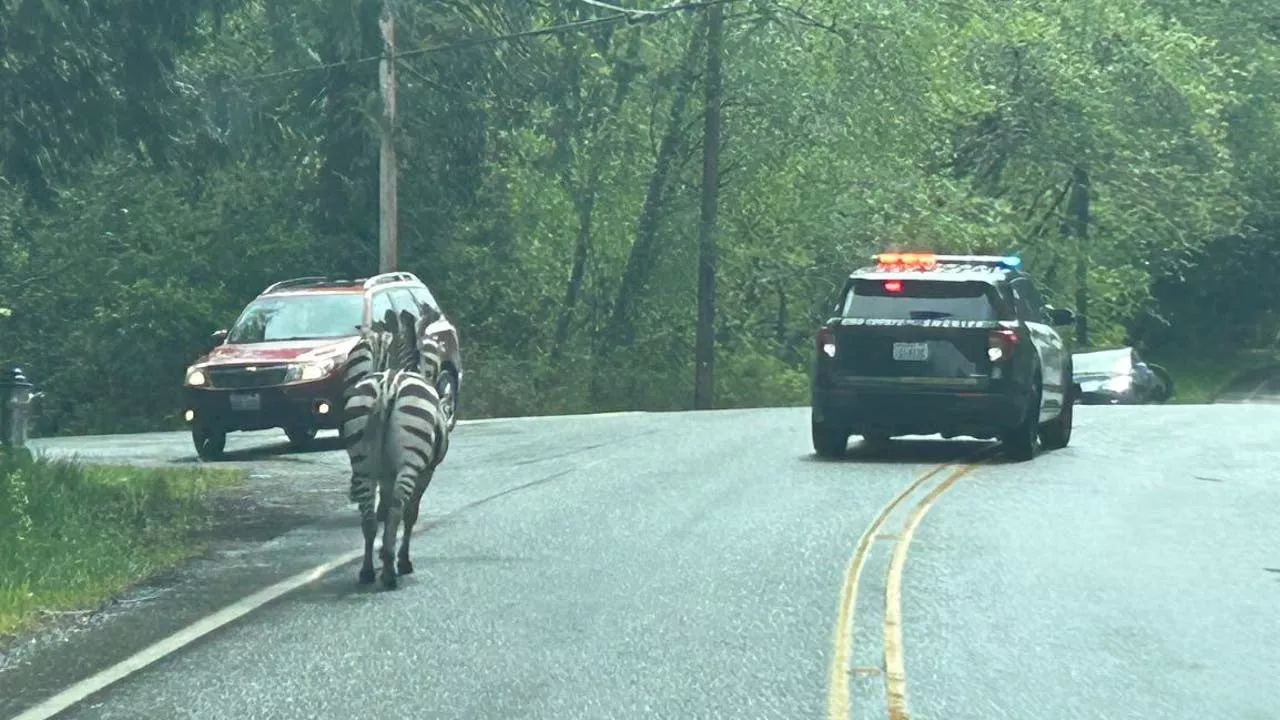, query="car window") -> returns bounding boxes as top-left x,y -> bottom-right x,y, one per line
1009,279 -> 1043,322
226,293 -> 365,344
370,289 -> 395,325
389,288 -> 420,320
842,279 -> 1004,321
408,286 -> 442,323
